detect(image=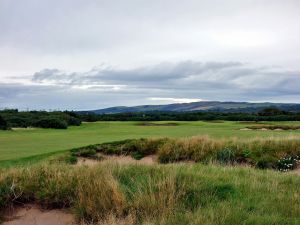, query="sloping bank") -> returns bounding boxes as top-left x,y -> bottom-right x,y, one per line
71,136 -> 300,171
